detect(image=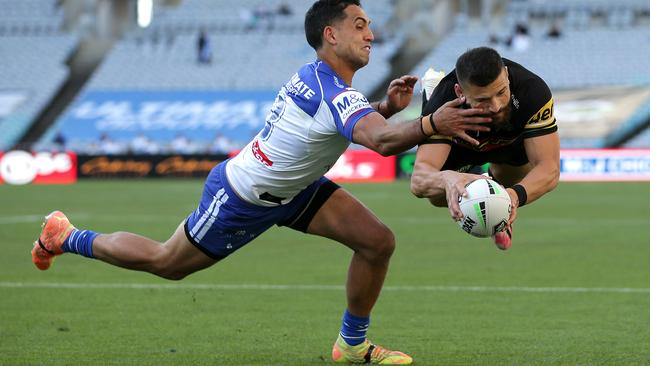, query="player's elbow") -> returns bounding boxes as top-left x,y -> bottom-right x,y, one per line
409,175 -> 427,198
379,148 -> 396,157
366,128 -> 402,156
547,166 -> 560,192
373,142 -> 397,157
